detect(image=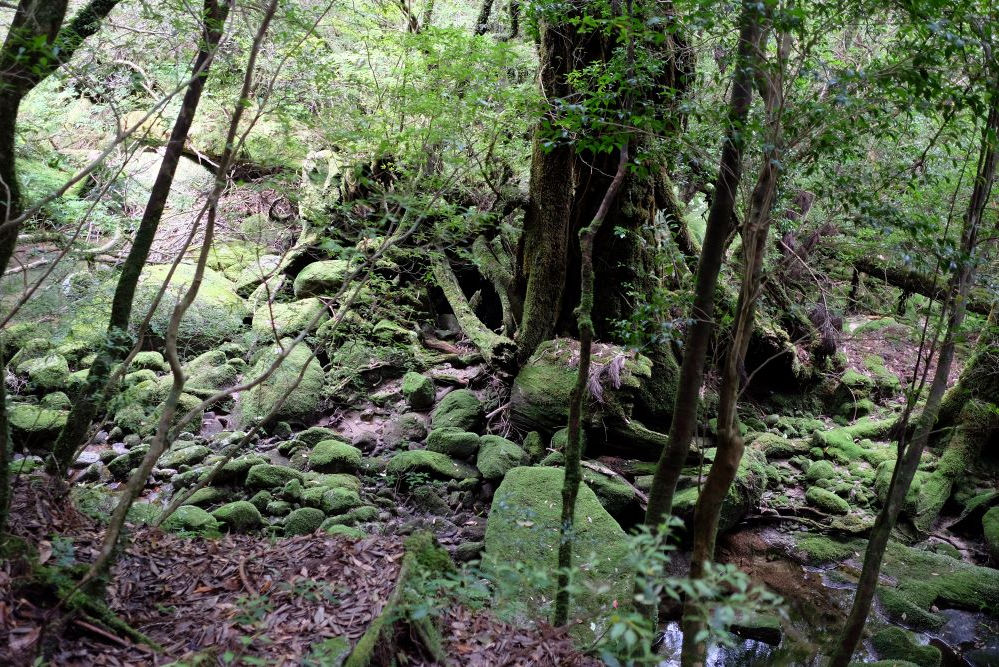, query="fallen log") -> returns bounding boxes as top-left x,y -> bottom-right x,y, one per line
855,256 -> 994,316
